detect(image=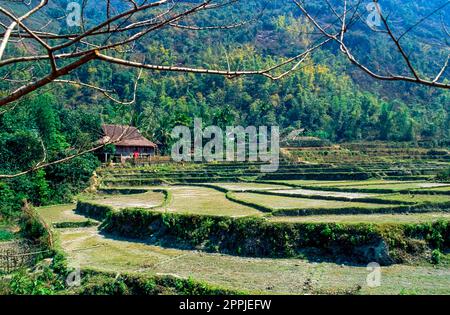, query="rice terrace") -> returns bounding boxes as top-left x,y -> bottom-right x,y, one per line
28,143 -> 450,295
